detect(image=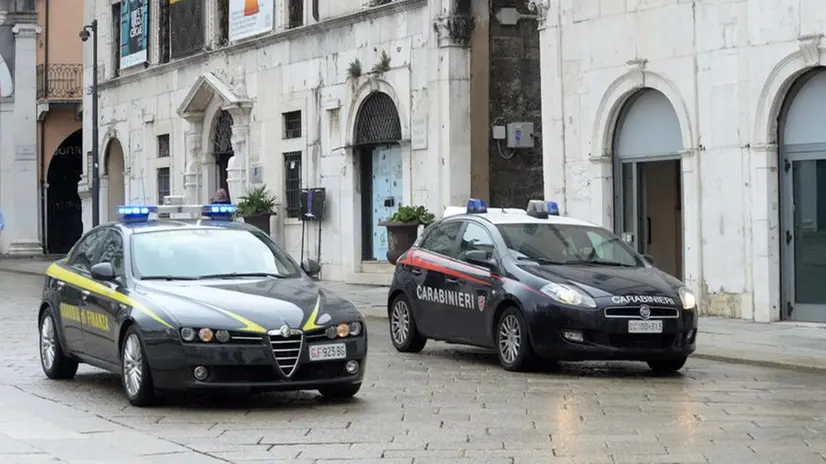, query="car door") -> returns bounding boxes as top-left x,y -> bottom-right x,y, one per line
410,220 -> 463,339
60,229 -> 107,355
81,229 -> 124,365
454,221 -> 500,343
